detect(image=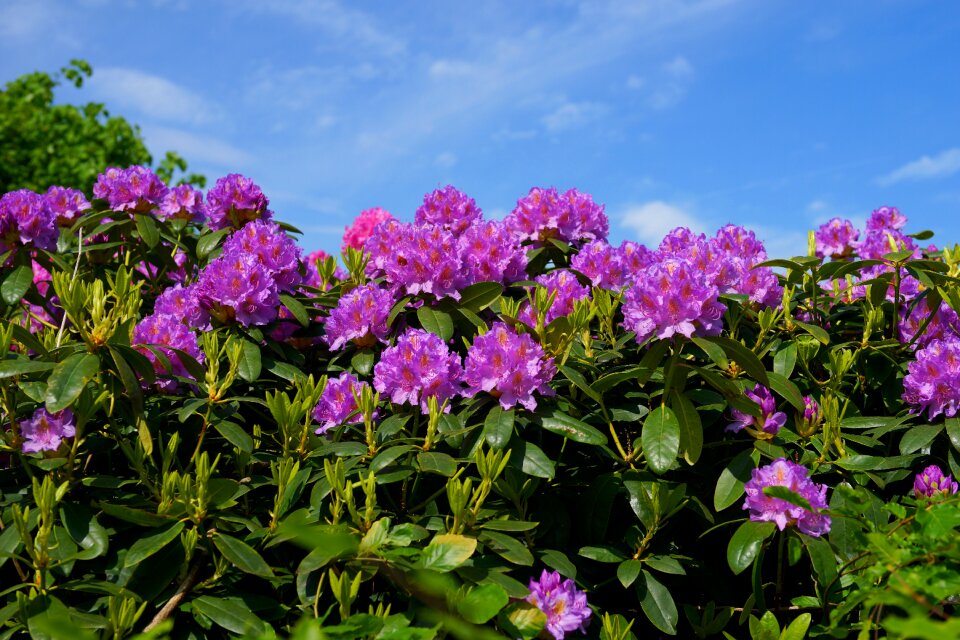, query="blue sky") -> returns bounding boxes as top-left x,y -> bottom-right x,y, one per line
2,0 -> 959,256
